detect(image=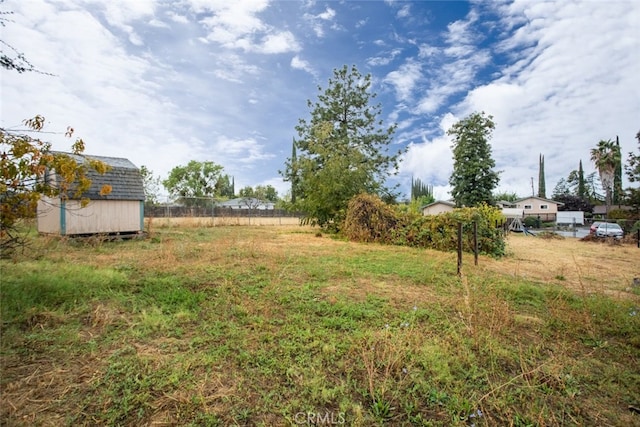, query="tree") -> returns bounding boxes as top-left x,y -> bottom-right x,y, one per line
162,160 -> 225,207
447,111 -> 500,207
554,194 -> 594,212
552,178 -> 571,198
238,186 -> 254,198
613,136 -> 623,205
627,131 -> 640,182
139,165 -> 162,205
1,4 -> 50,75
625,130 -> 640,210
216,174 -> 235,198
577,159 -> 586,200
590,139 -> 620,217
537,154 -> 546,198
281,65 -> 402,230
493,191 -> 519,202
1,116 -> 110,255
410,177 -> 434,202
289,139 -> 298,204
